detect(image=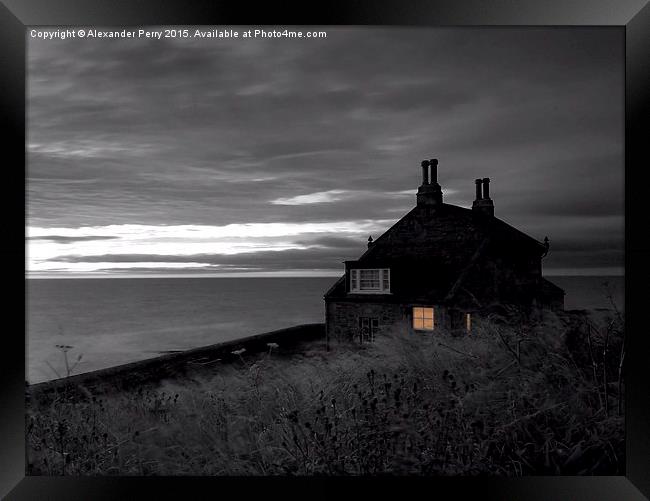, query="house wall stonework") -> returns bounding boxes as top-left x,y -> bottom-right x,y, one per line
326,301 -> 405,343
326,300 -> 458,343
